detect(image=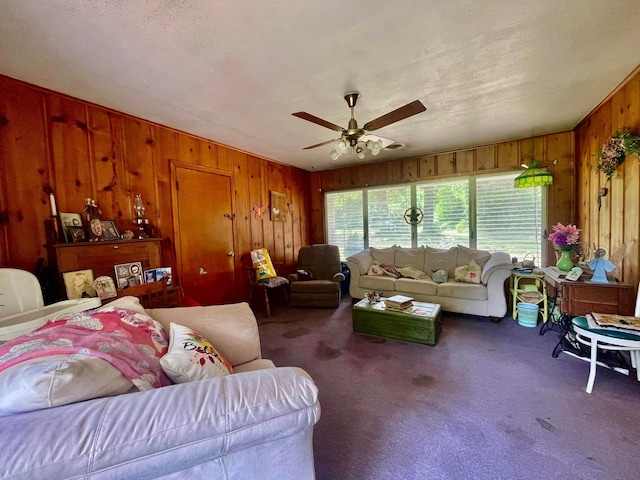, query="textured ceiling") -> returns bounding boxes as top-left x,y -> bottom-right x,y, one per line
1,0 -> 640,172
